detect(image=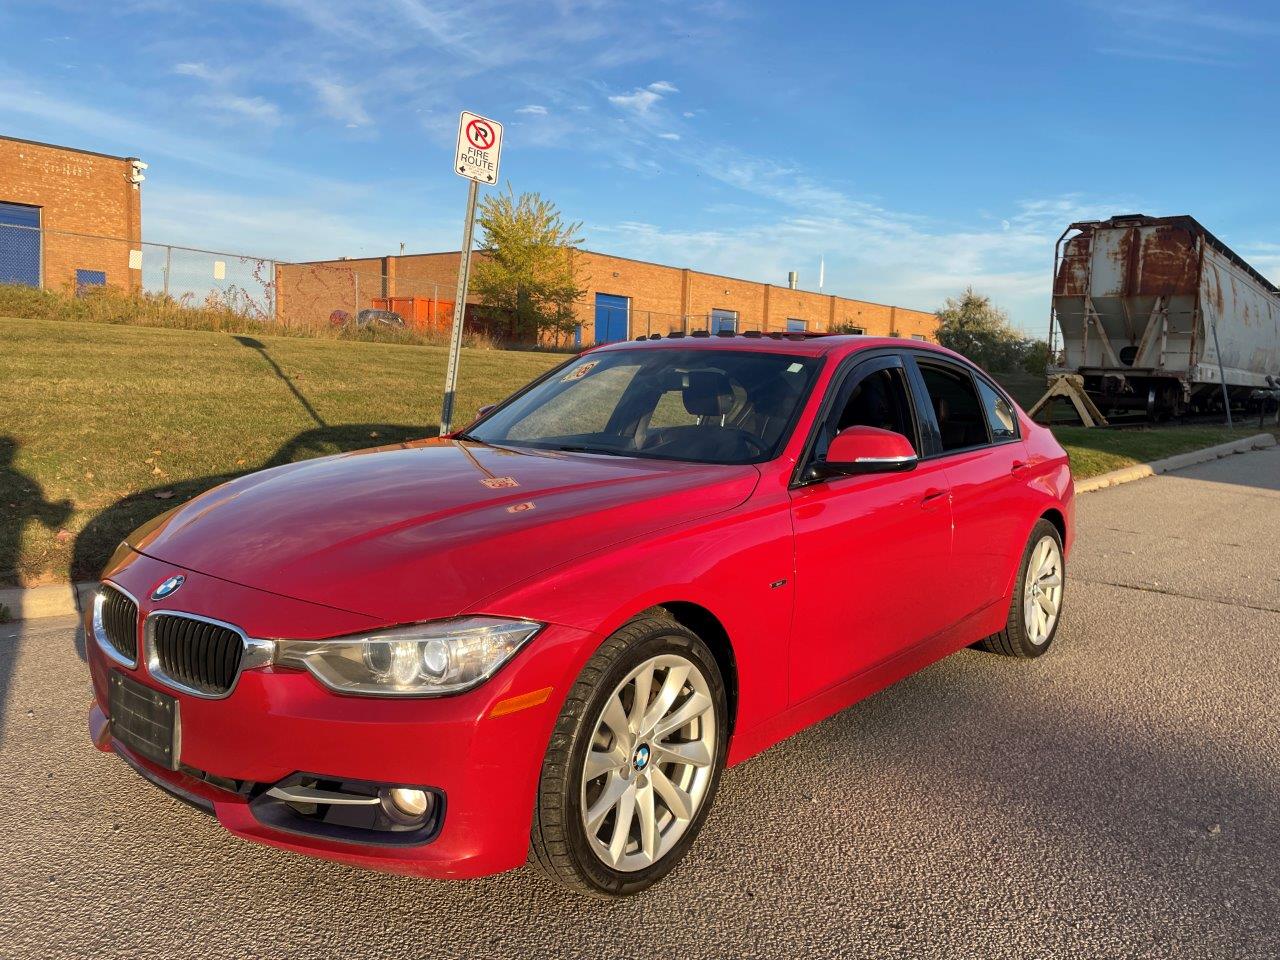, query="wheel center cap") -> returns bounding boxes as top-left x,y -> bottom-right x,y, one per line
632,744 -> 651,771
